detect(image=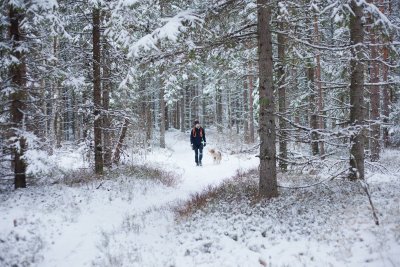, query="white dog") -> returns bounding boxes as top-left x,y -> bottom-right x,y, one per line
208,148 -> 222,164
